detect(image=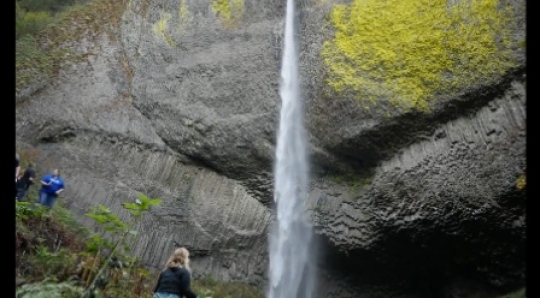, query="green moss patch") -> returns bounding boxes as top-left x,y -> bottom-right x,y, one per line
152,12 -> 176,47
321,0 -> 517,113
211,0 -> 244,28
16,0 -> 128,95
